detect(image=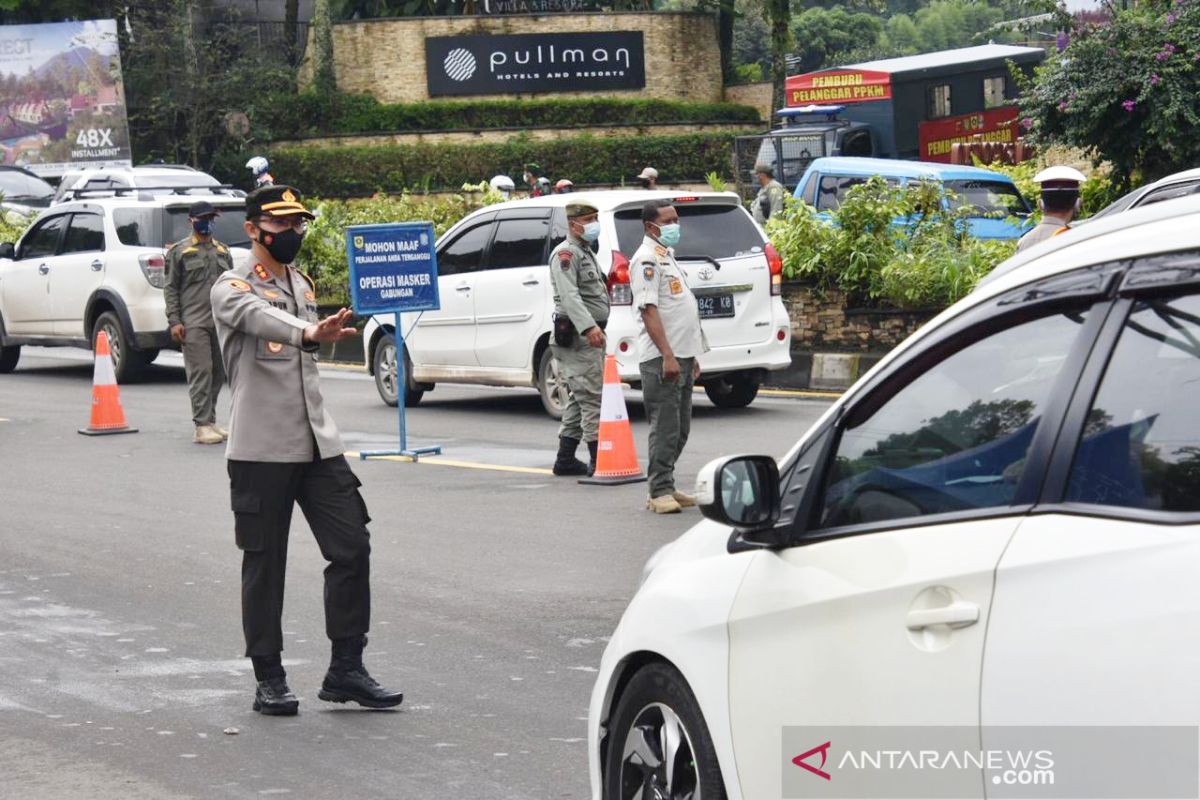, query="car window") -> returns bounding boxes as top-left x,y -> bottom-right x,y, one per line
1135,181 -> 1200,209
487,218 -> 549,269
816,175 -> 868,211
438,221 -> 493,276
19,214 -> 67,259
614,204 -> 763,261
0,170 -> 53,204
113,208 -> 160,247
944,180 -> 1031,217
165,206 -> 249,248
800,175 -> 819,207
1065,293 -> 1200,512
816,309 -> 1093,529
61,213 -> 105,254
